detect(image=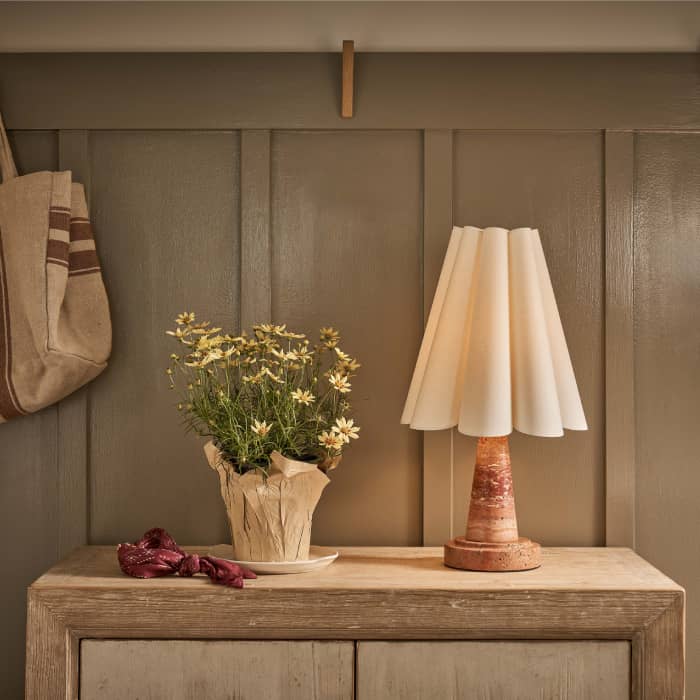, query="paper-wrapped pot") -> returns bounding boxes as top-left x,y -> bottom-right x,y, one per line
205,442 -> 330,562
